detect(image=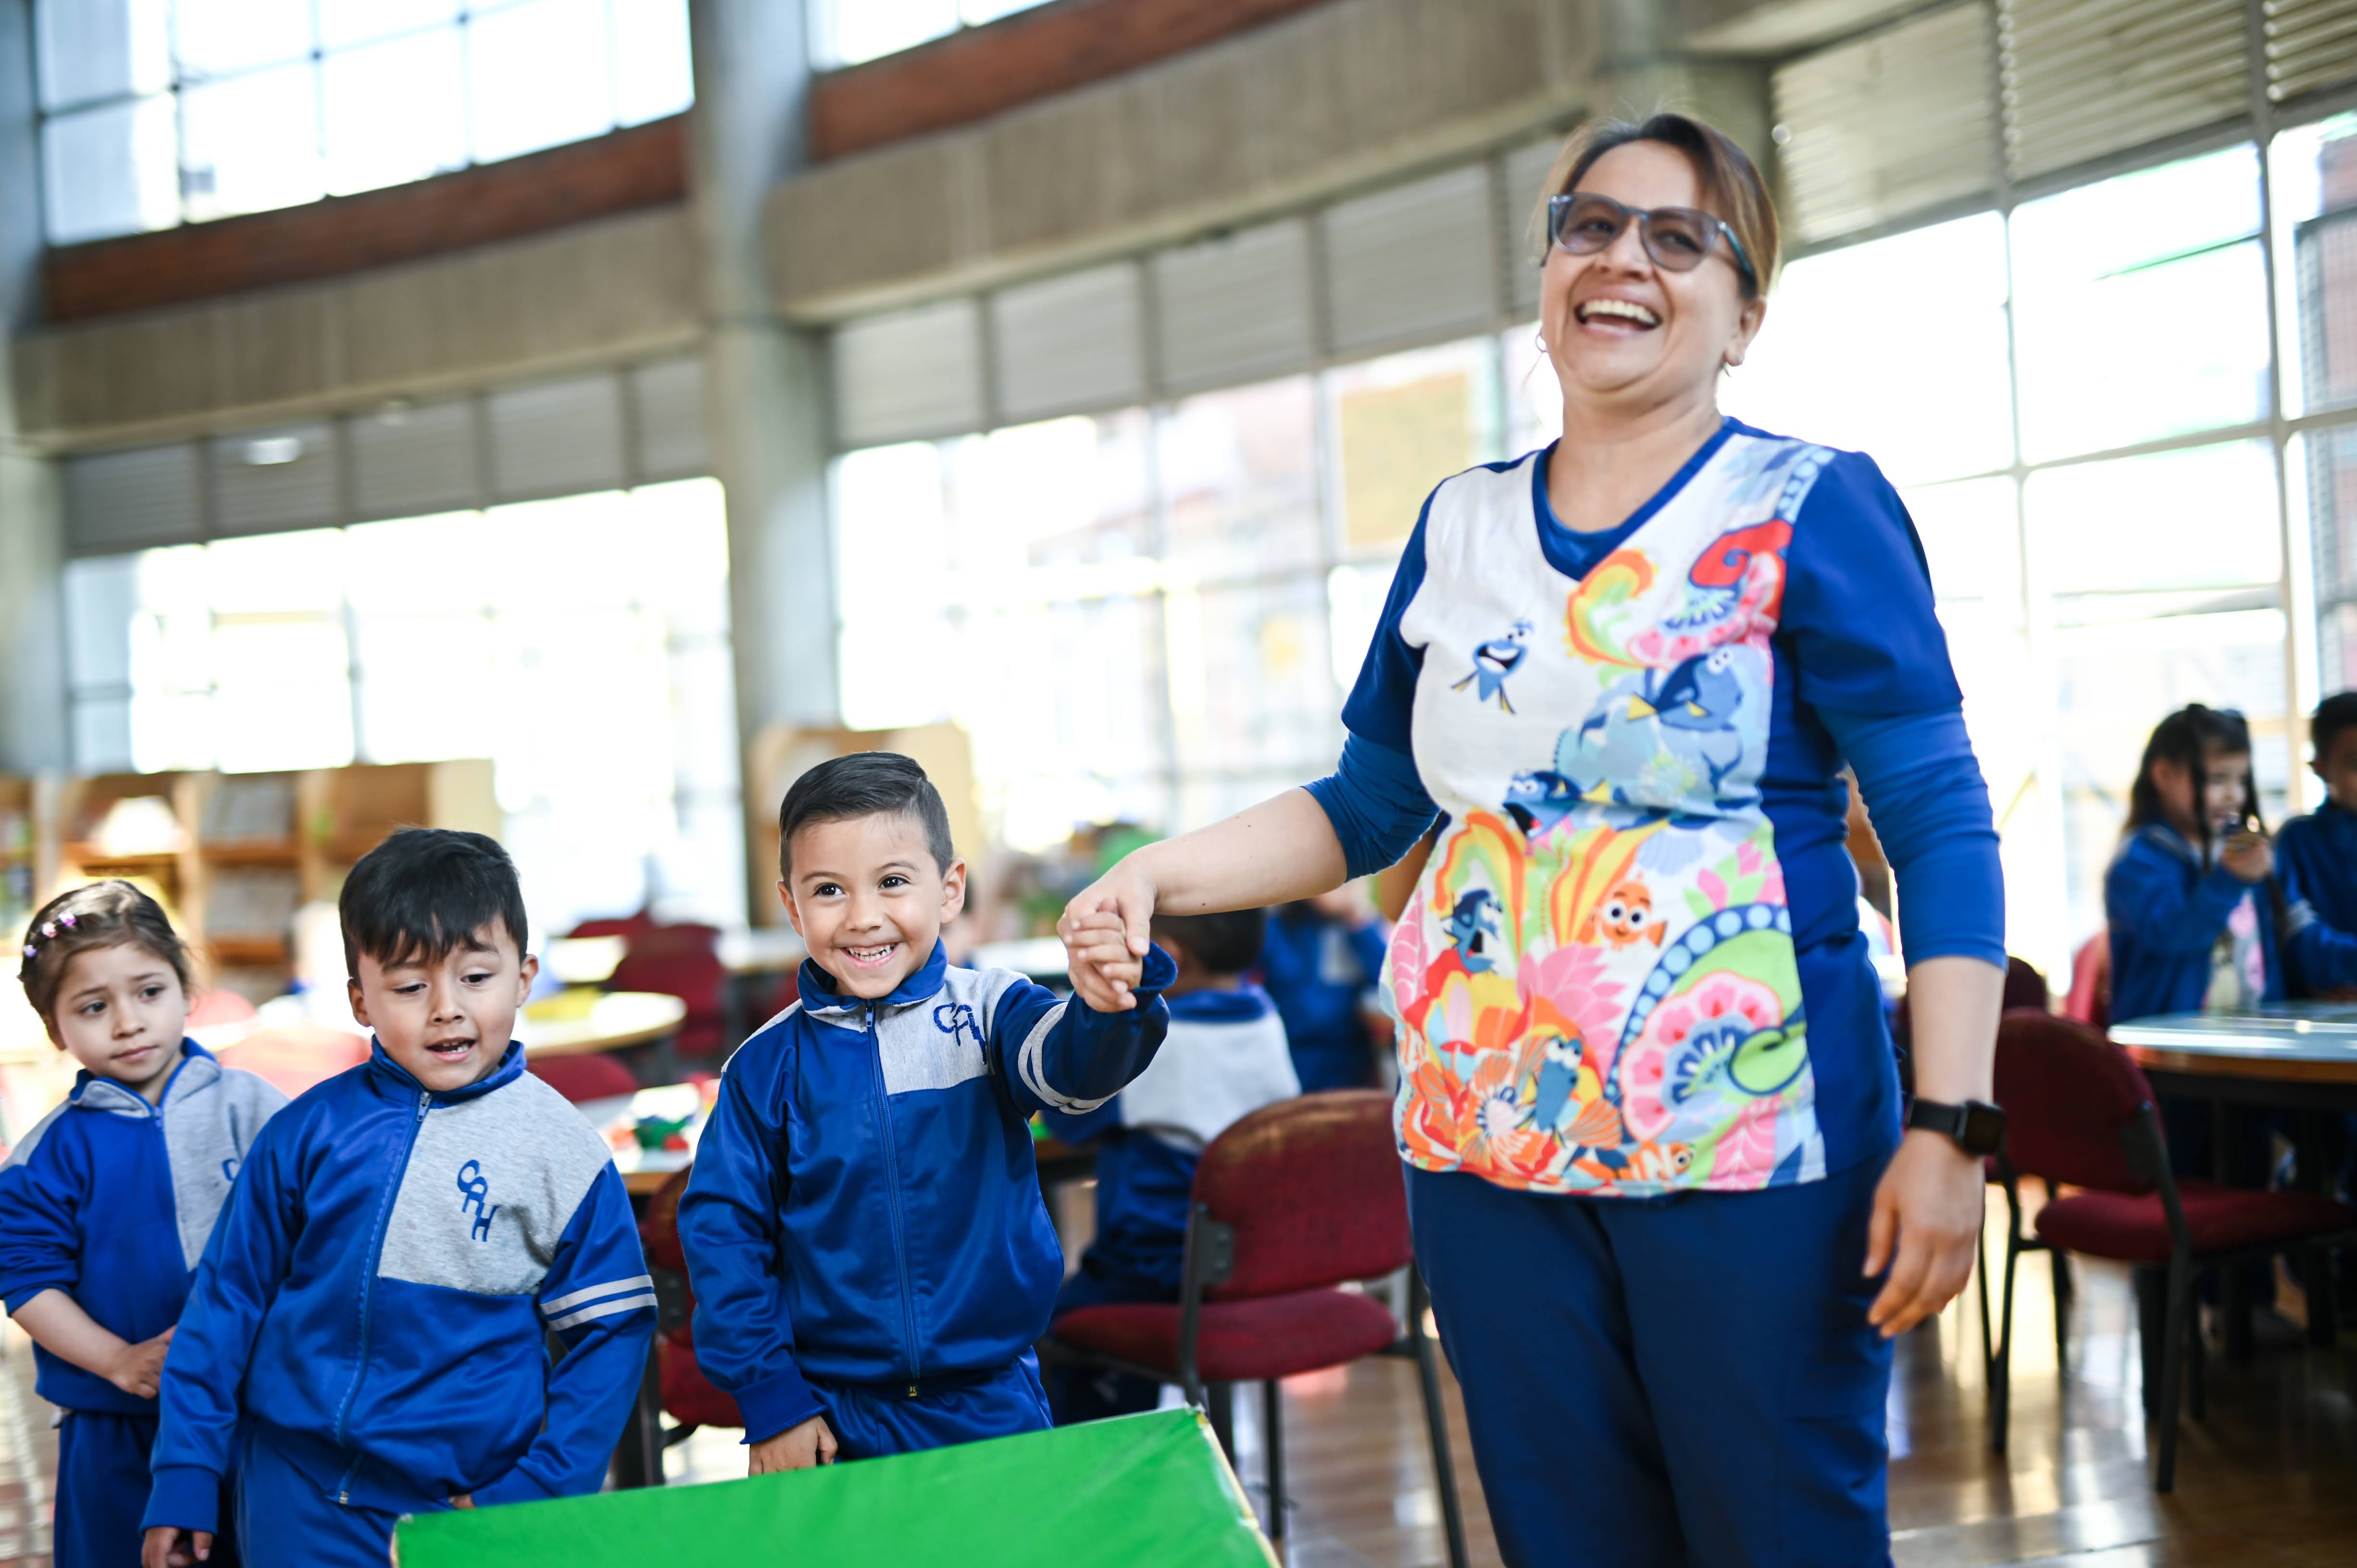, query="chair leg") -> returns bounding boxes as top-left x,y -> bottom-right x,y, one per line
2185,1279 -> 2207,1422
1206,1382 -> 1235,1462
2050,1246 -> 2071,1371
2134,1264 -> 2165,1417
1991,1228 -> 2020,1454
1410,1273 -> 1471,1568
1976,1228 -> 1994,1377
1261,1380 -> 1286,1542
2154,1258 -> 2195,1493
2052,1242 -> 2075,1304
